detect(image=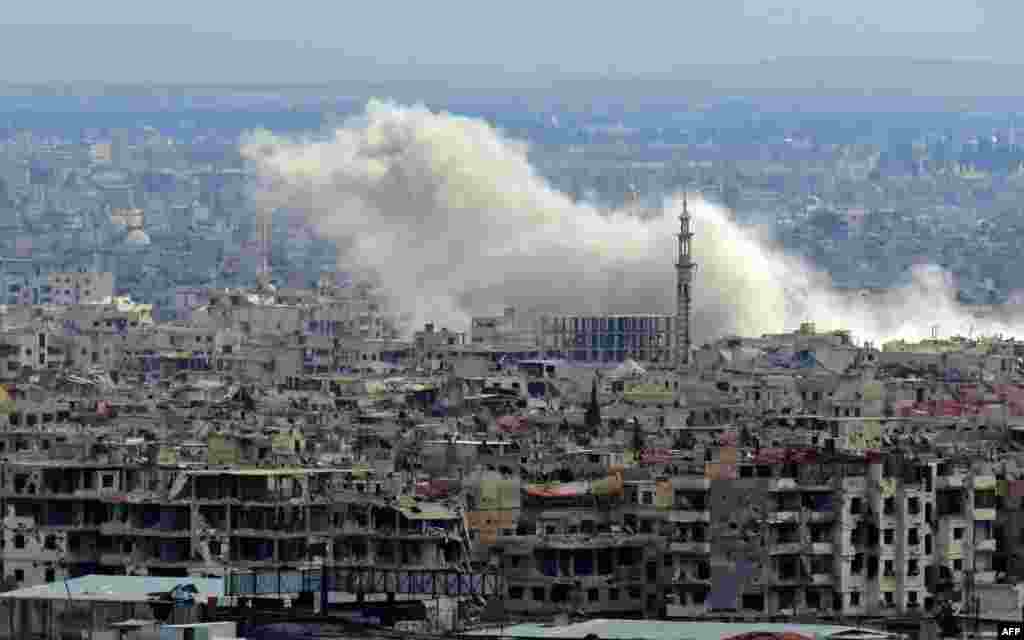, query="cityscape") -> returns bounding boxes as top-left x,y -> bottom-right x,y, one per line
5,7 -> 1024,640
